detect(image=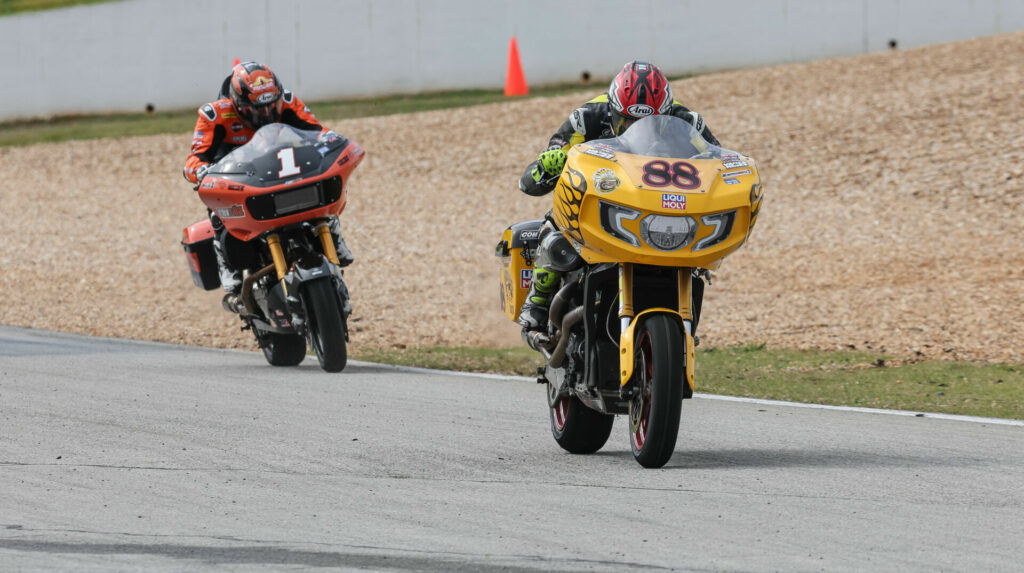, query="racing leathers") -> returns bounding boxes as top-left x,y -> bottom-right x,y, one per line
183,88 -> 354,299
516,94 -> 716,340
